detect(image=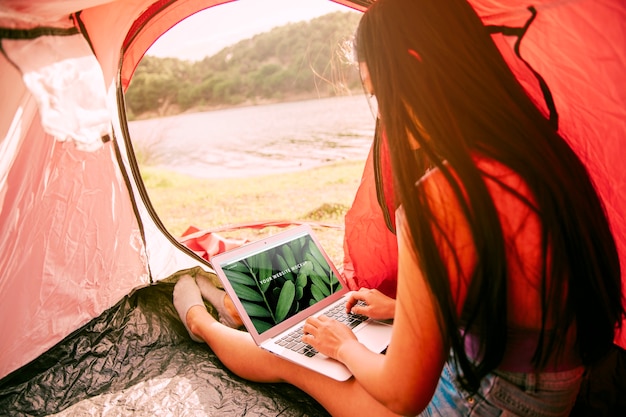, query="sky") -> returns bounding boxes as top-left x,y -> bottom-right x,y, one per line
147,0 -> 357,61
